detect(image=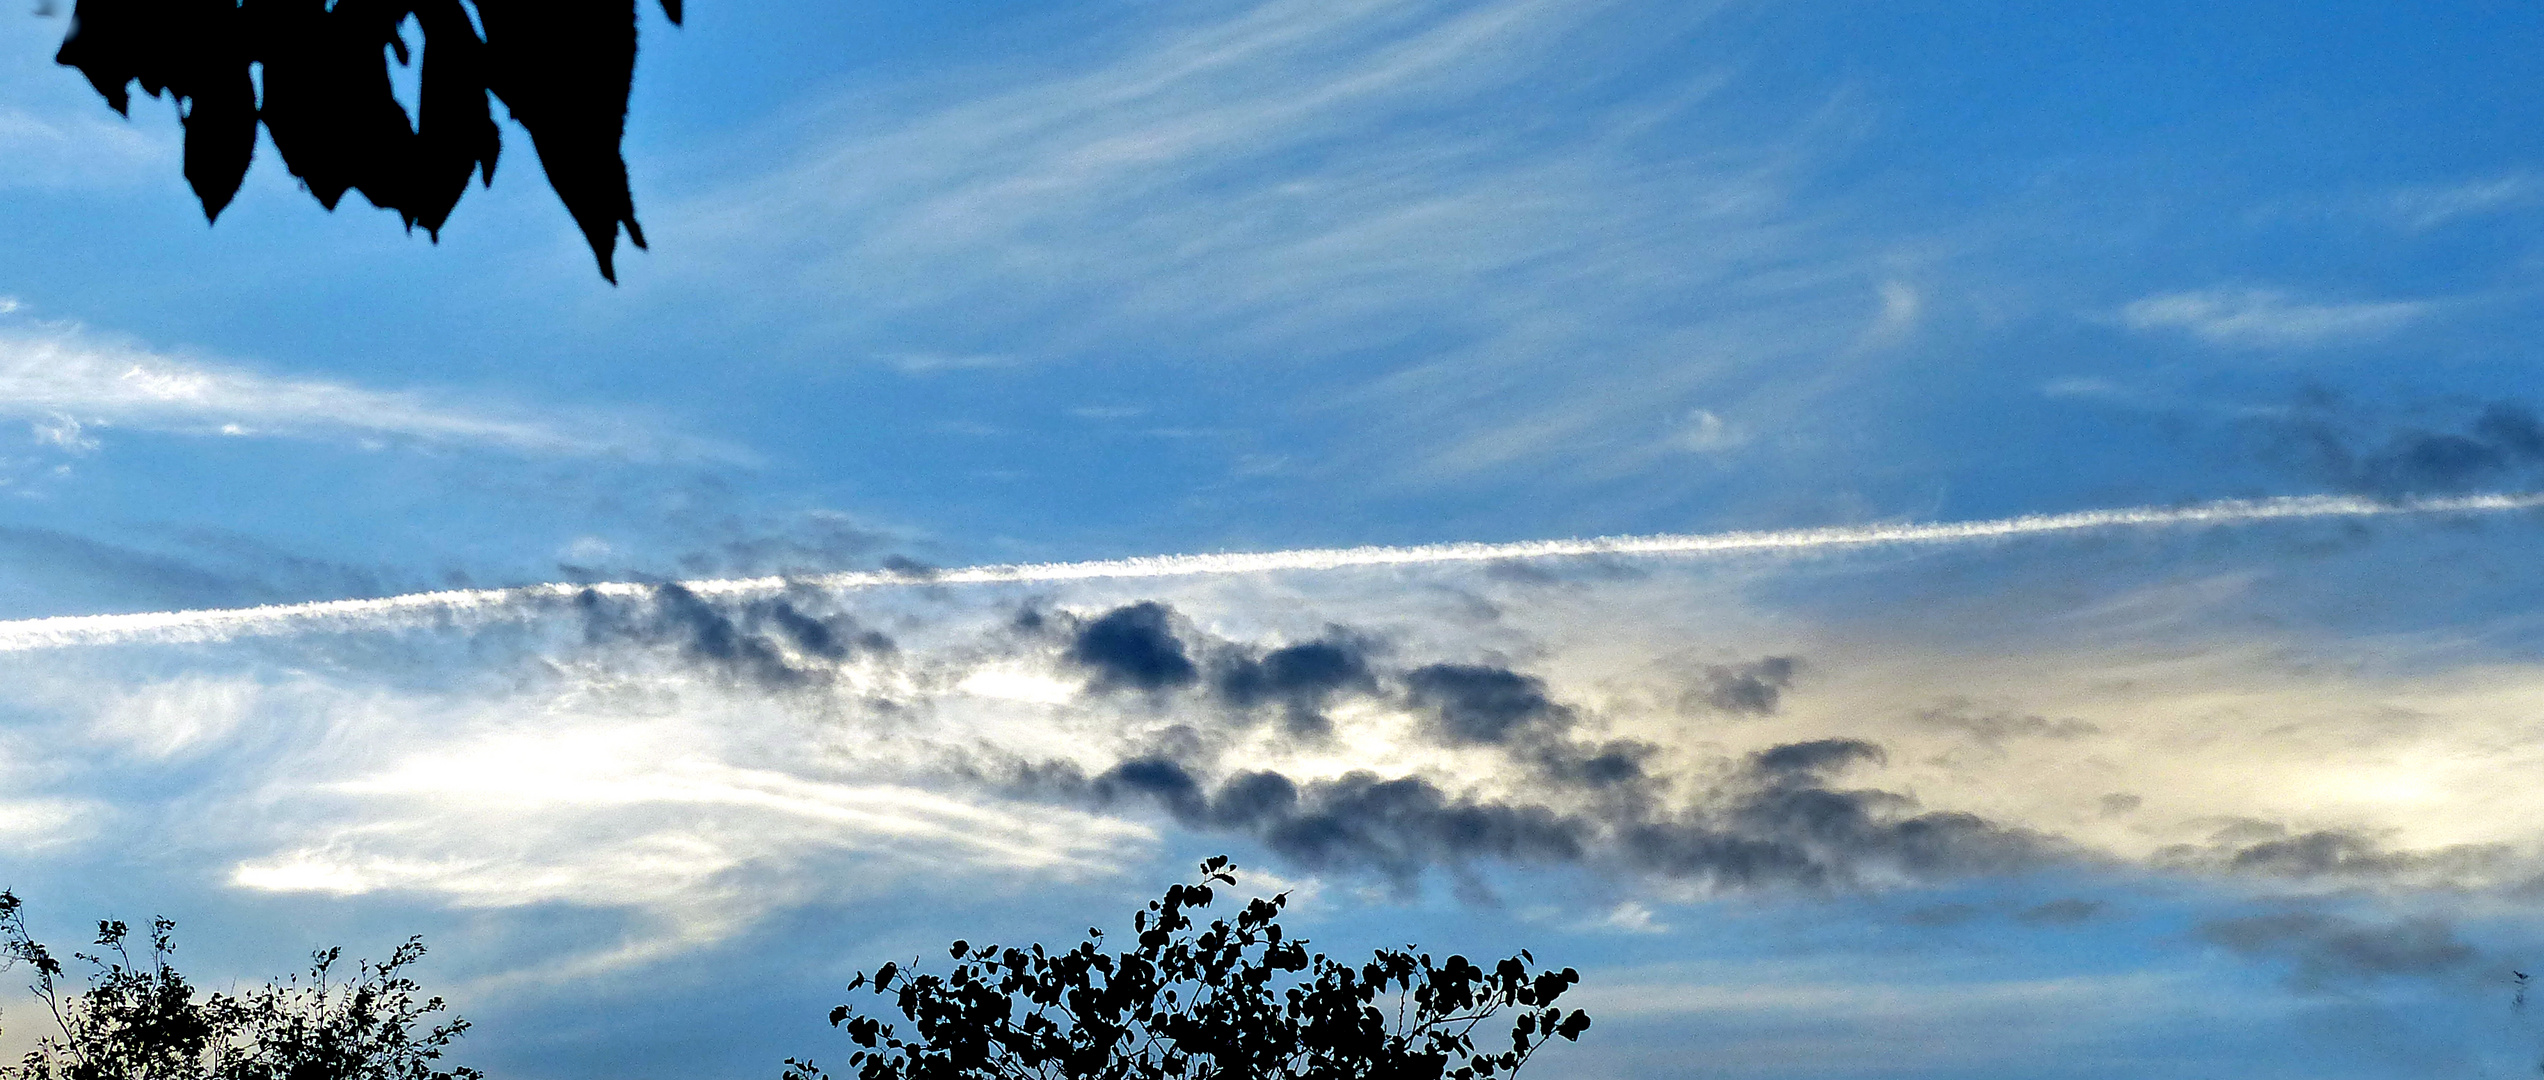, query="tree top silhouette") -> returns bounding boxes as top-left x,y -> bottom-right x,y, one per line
54,0 -> 681,281
787,856 -> 1593,1080
0,891 -> 480,1080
